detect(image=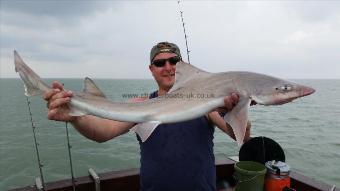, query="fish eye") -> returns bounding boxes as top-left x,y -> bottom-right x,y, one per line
280,85 -> 292,91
